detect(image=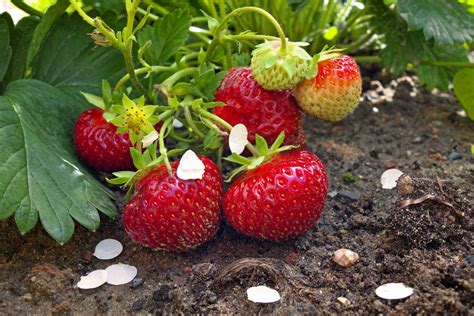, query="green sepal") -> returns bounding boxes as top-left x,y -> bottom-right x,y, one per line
224,153 -> 252,165
130,148 -> 146,170
248,156 -> 265,170
282,56 -> 297,78
81,92 -> 105,109
103,111 -> 116,122
203,130 -> 222,150
102,80 -> 112,109
270,132 -> 285,151
255,135 -> 269,155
